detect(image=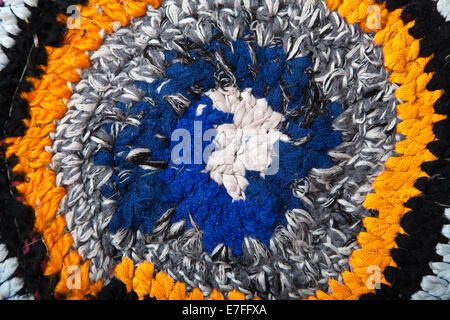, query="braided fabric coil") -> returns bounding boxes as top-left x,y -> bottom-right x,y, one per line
0,0 -> 448,301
